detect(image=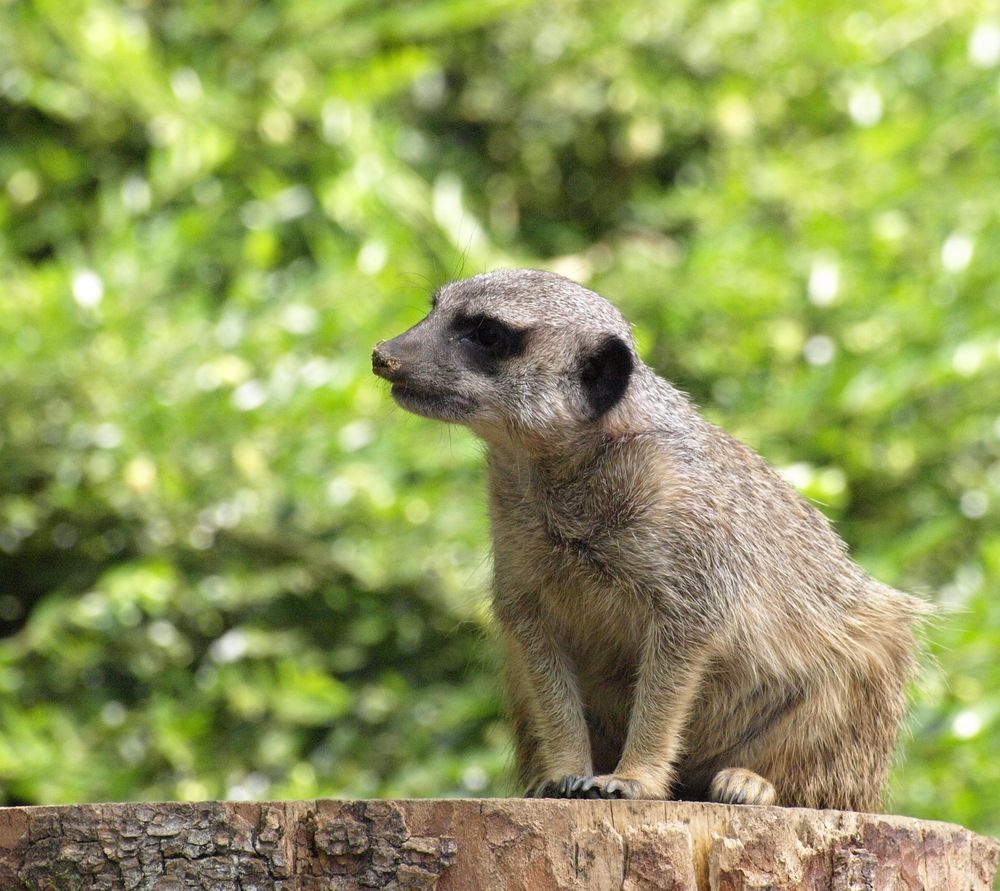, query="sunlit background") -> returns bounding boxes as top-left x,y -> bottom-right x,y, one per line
1,0 -> 998,836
